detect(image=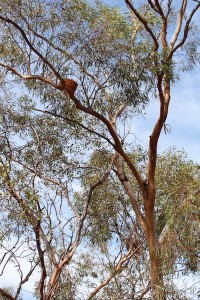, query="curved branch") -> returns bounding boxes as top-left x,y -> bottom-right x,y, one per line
170,2 -> 200,56
87,238 -> 146,300
125,0 -> 159,51
33,108 -> 115,148
0,62 -> 59,89
0,15 -> 61,80
169,0 -> 188,51
46,157 -> 116,299
70,92 -> 145,194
